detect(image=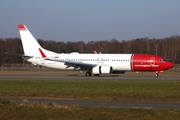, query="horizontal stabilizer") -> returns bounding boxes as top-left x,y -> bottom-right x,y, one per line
5,52 -> 24,57
23,55 -> 33,58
